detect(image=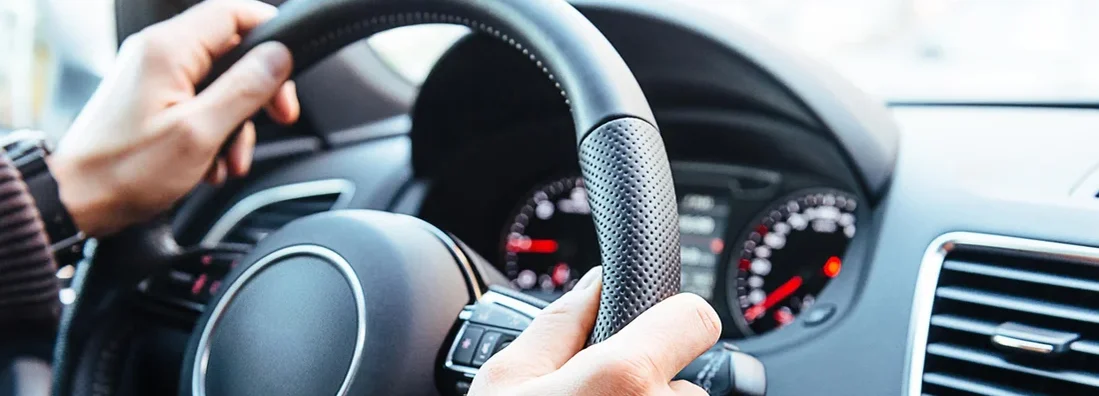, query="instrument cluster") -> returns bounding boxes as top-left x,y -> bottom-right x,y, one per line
499,163 -> 861,337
